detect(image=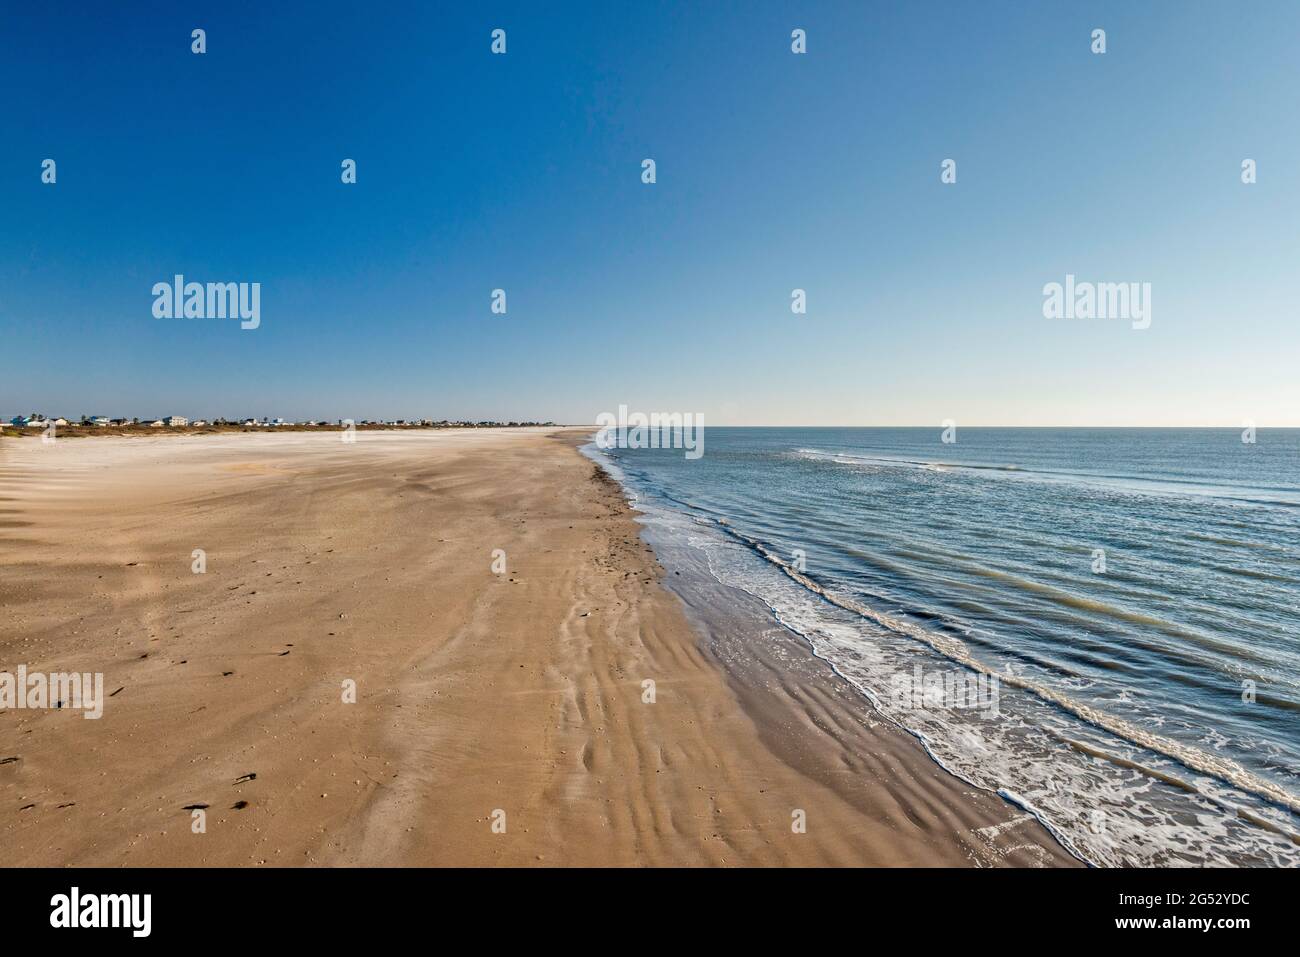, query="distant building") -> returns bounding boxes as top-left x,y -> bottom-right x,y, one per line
148,419 -> 165,428
166,416 -> 188,427
90,416 -> 110,427
192,419 -> 208,427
